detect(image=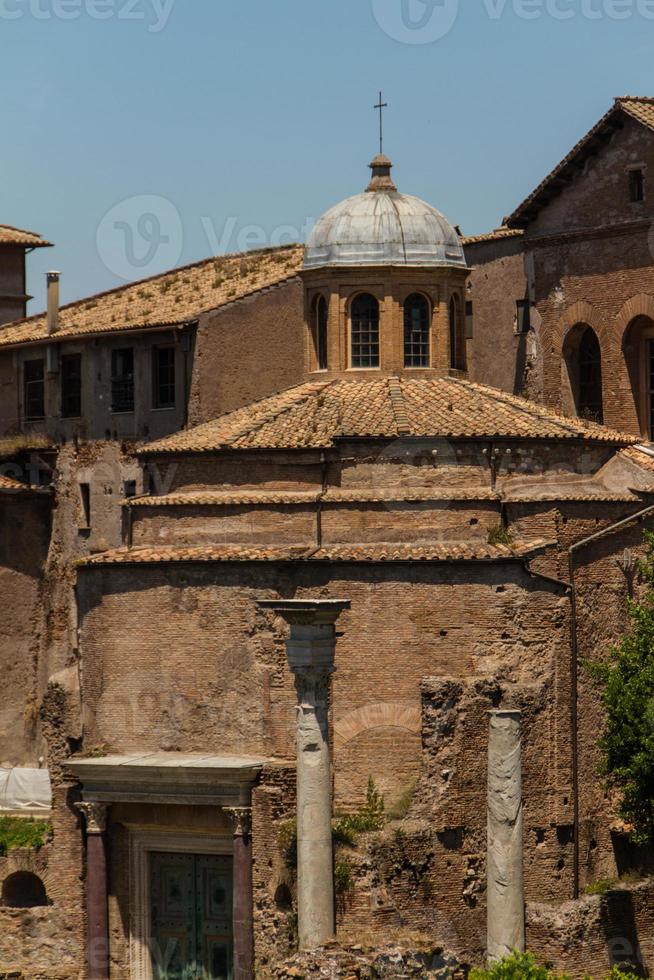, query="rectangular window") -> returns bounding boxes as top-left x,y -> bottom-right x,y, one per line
123,479 -> 137,499
465,301 -> 474,340
61,353 -> 82,418
516,299 -> 531,334
111,348 -> 134,413
629,168 -> 645,203
152,346 -> 176,409
79,482 -> 91,529
24,359 -> 45,421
